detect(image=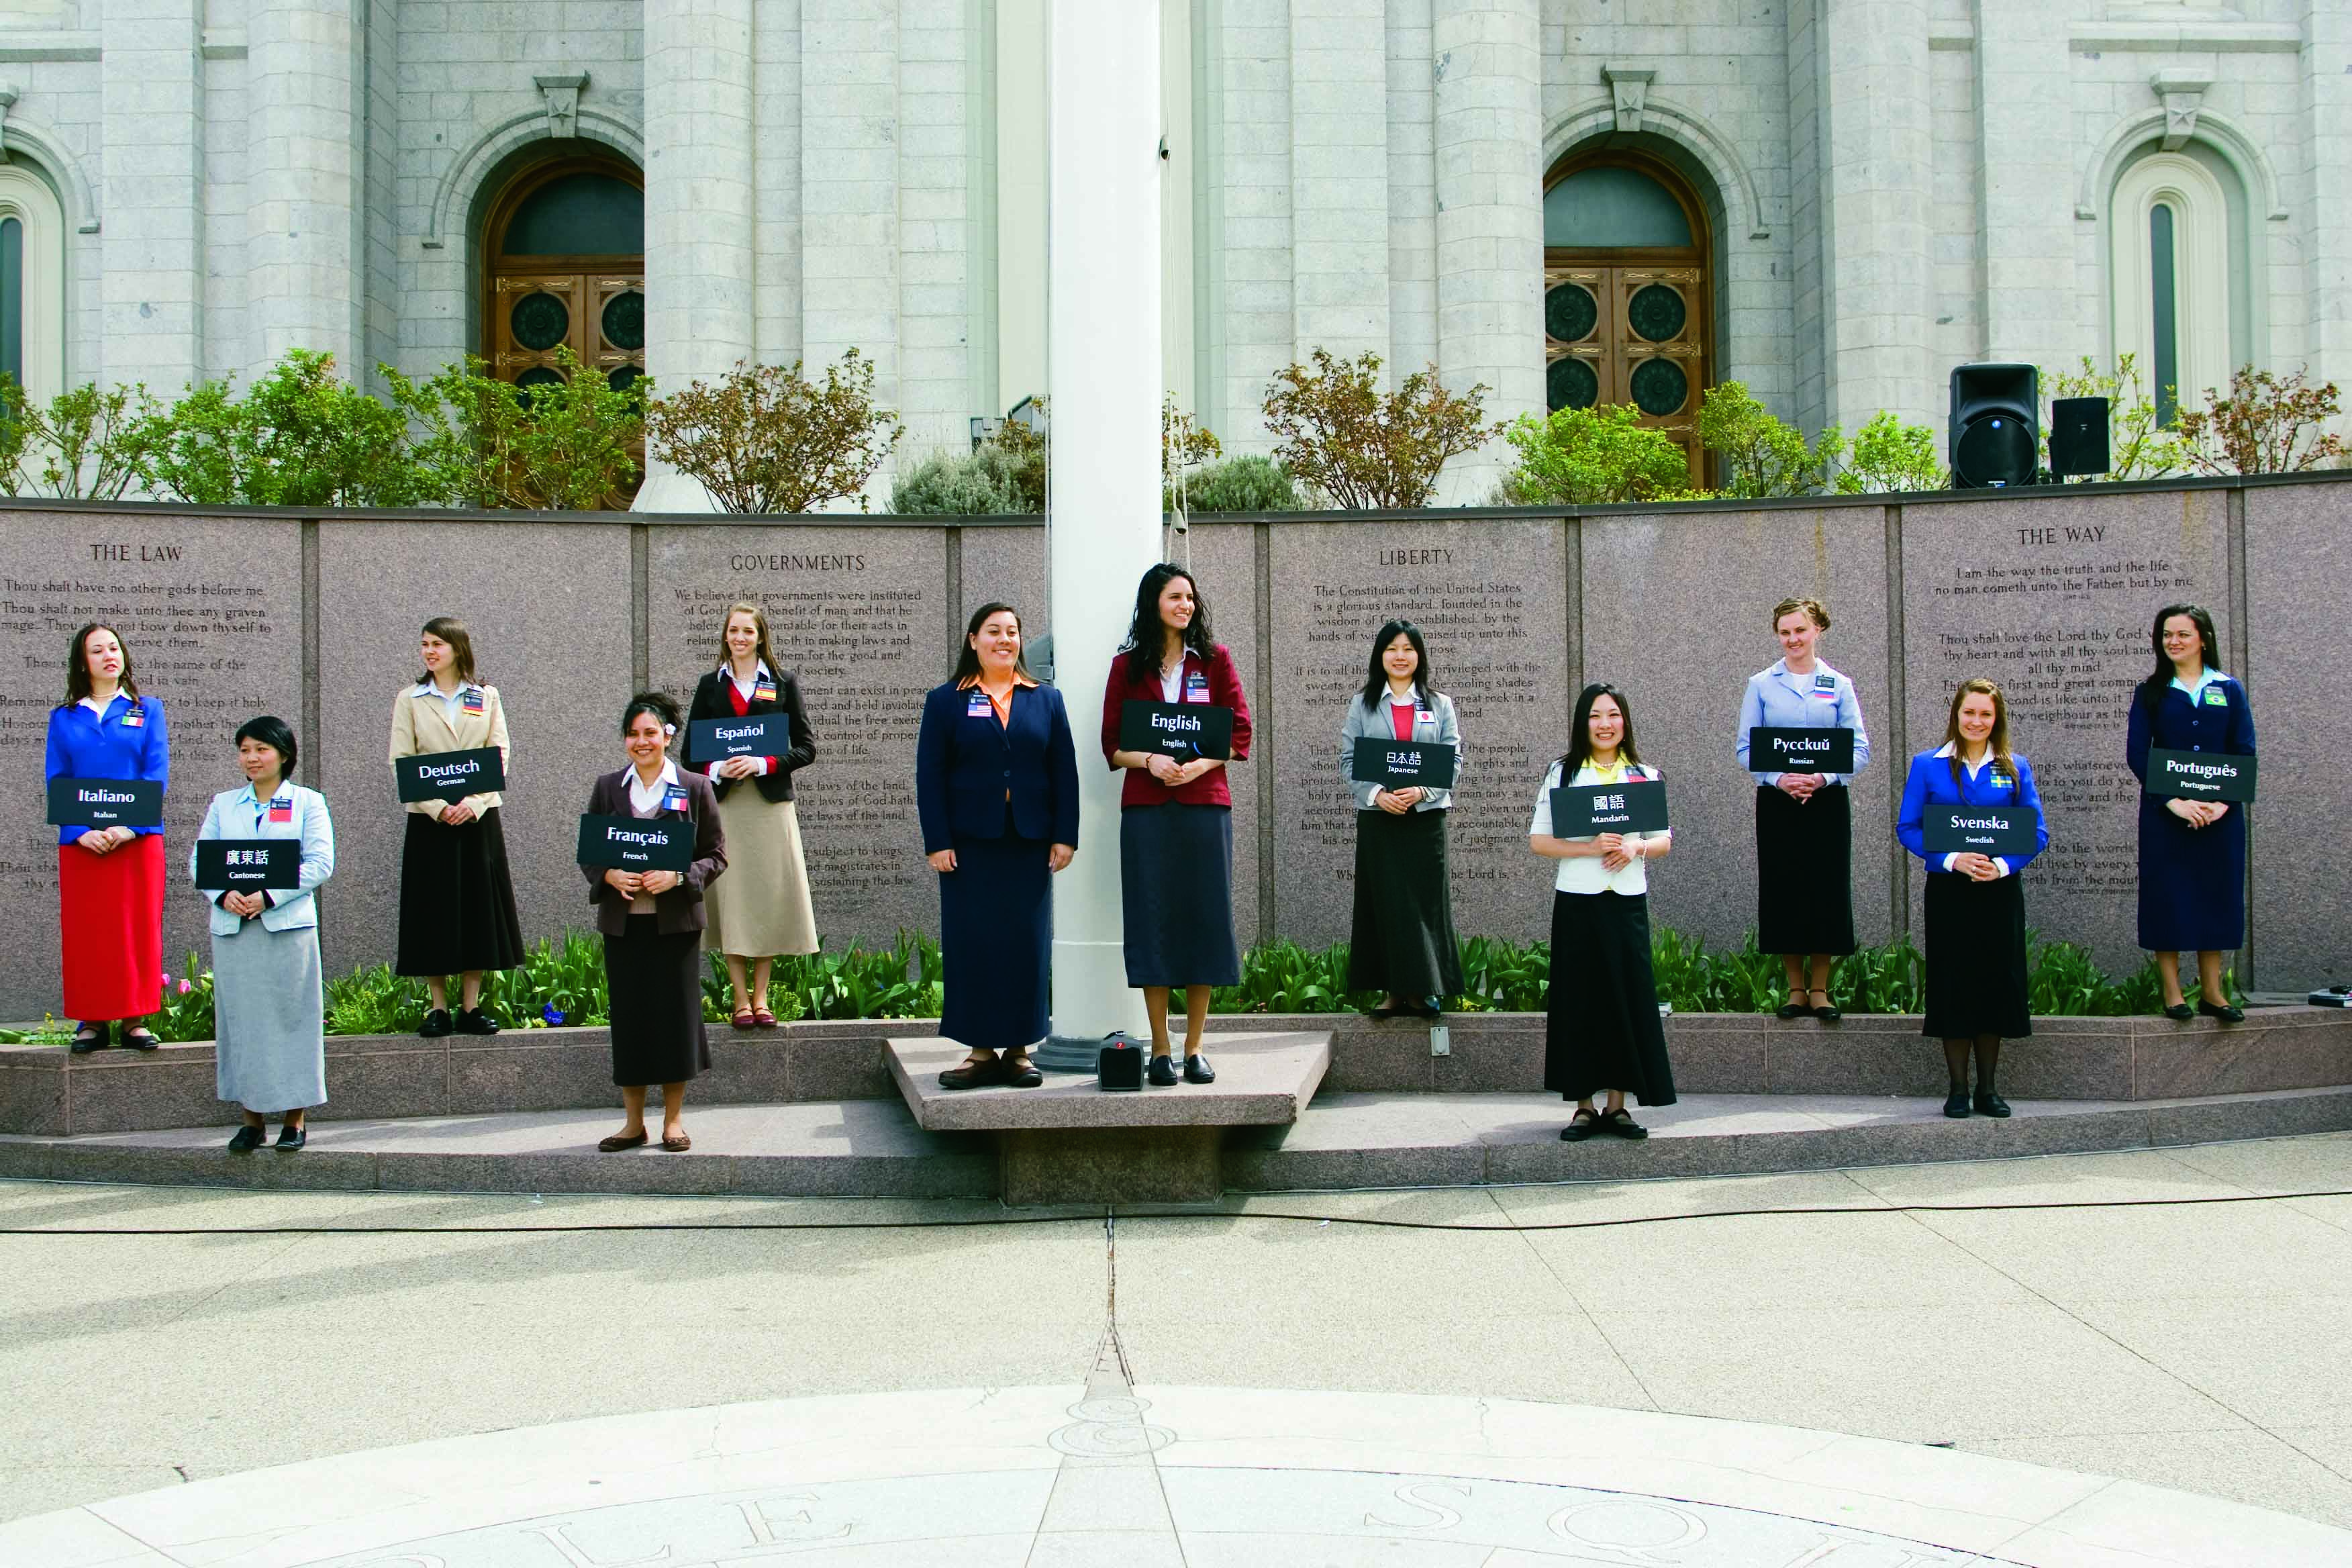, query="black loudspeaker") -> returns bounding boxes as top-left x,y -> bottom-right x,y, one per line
1097,1039 -> 1142,1091
2050,397 -> 2112,478
1949,362 -> 2041,488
